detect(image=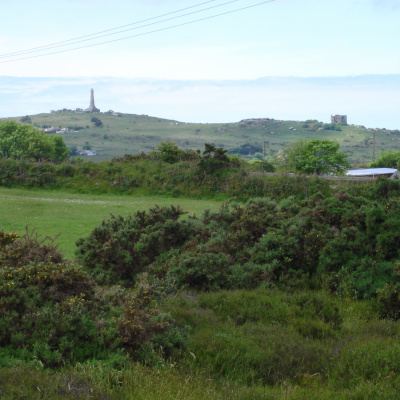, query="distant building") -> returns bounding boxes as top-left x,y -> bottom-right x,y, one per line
346,168 -> 397,178
50,89 -> 102,114
56,128 -> 69,133
331,115 -> 347,124
76,150 -> 97,156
